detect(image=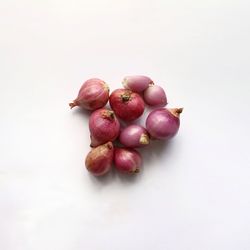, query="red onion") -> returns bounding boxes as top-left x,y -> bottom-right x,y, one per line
89,108 -> 120,147
114,148 -> 142,174
69,78 -> 109,110
109,89 -> 145,121
146,108 -> 183,140
85,142 -> 114,176
119,125 -> 149,148
143,85 -> 167,107
122,75 -> 154,93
